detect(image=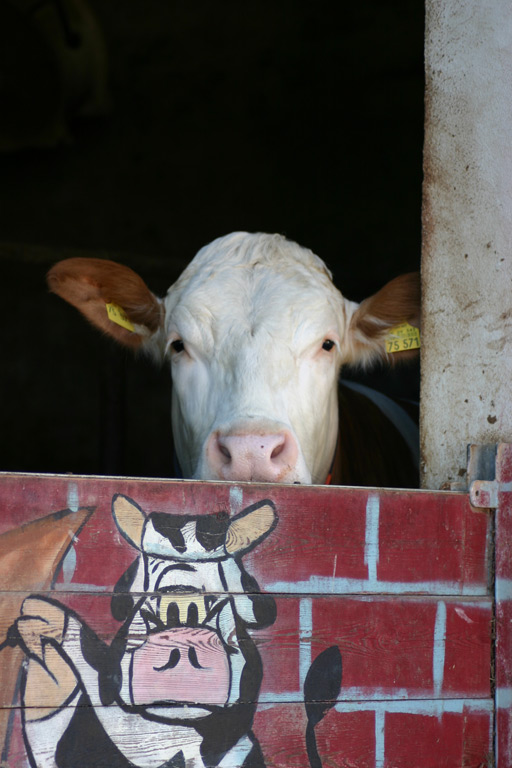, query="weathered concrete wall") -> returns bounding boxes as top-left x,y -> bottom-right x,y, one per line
421,0 -> 512,488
